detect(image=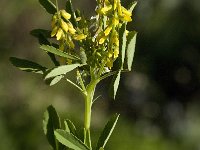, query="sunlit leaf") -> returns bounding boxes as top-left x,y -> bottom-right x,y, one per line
39,0 -> 57,14
40,45 -> 80,61
119,24 -> 127,69
109,71 -> 121,99
45,64 -> 81,79
96,114 -> 120,150
54,129 -> 90,150
10,57 -> 46,74
126,31 -> 137,71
